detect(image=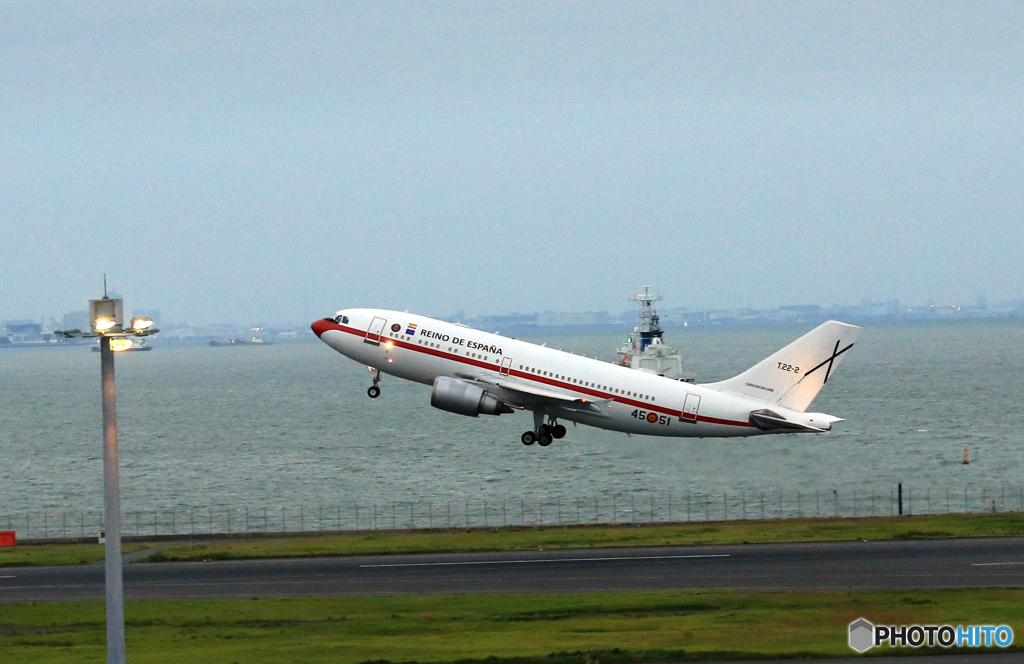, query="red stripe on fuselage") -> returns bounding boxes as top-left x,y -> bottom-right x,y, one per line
313,320 -> 754,428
